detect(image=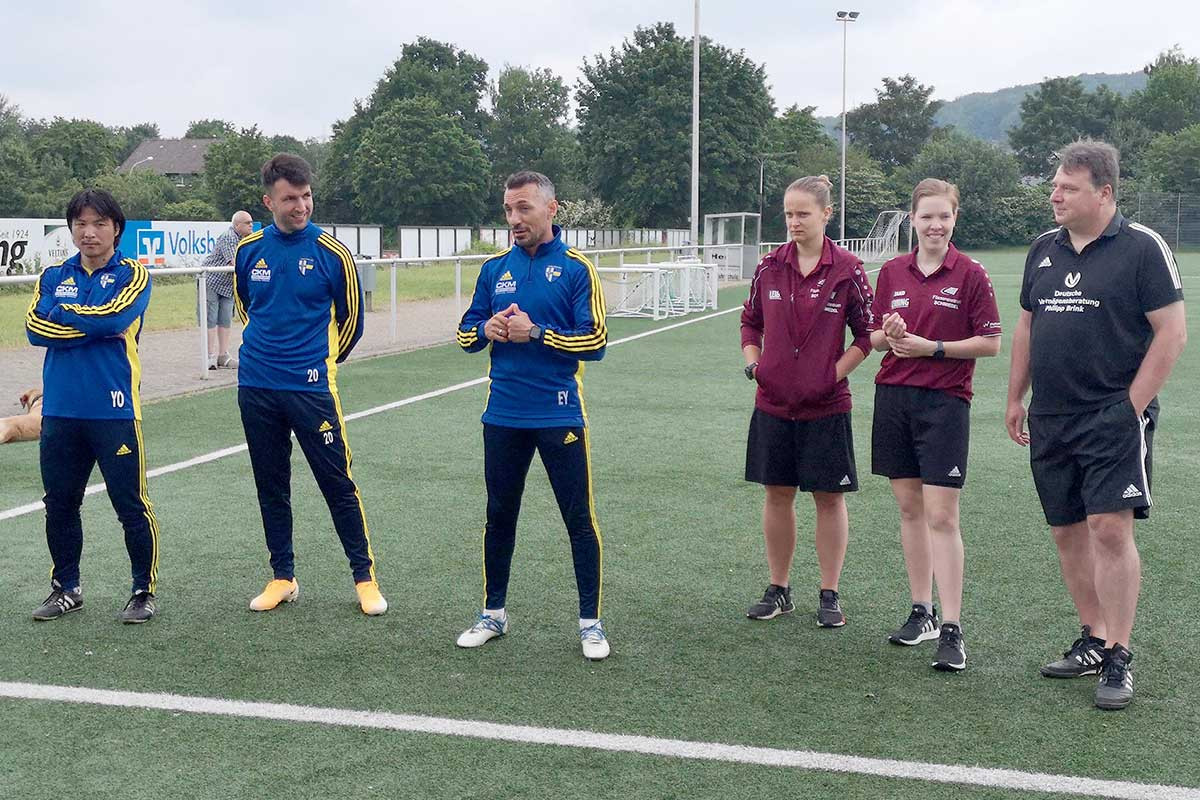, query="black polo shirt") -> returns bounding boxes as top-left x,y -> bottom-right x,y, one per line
1020,211 -> 1184,414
